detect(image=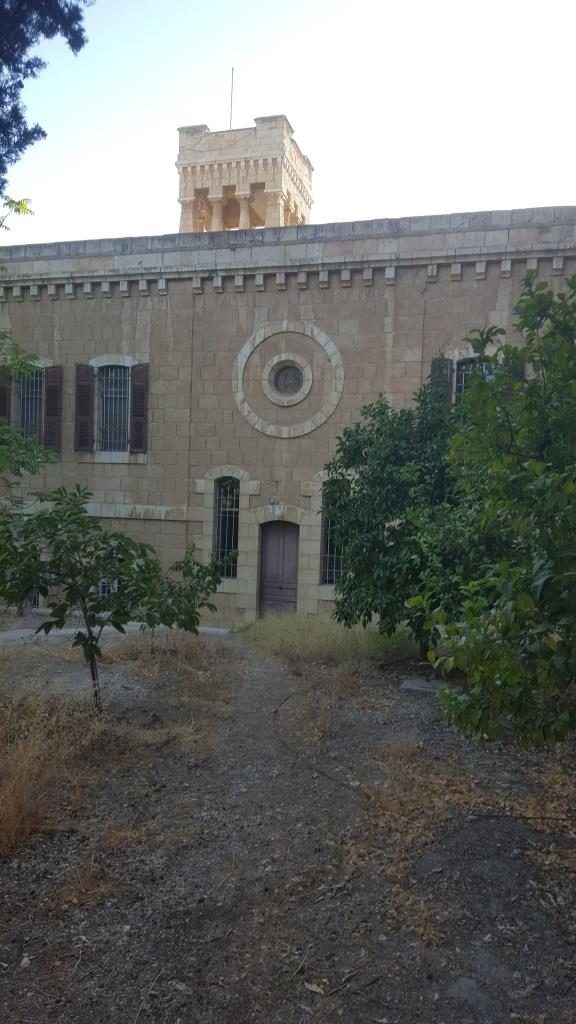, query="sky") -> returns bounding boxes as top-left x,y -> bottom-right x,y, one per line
4,0 -> 576,245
